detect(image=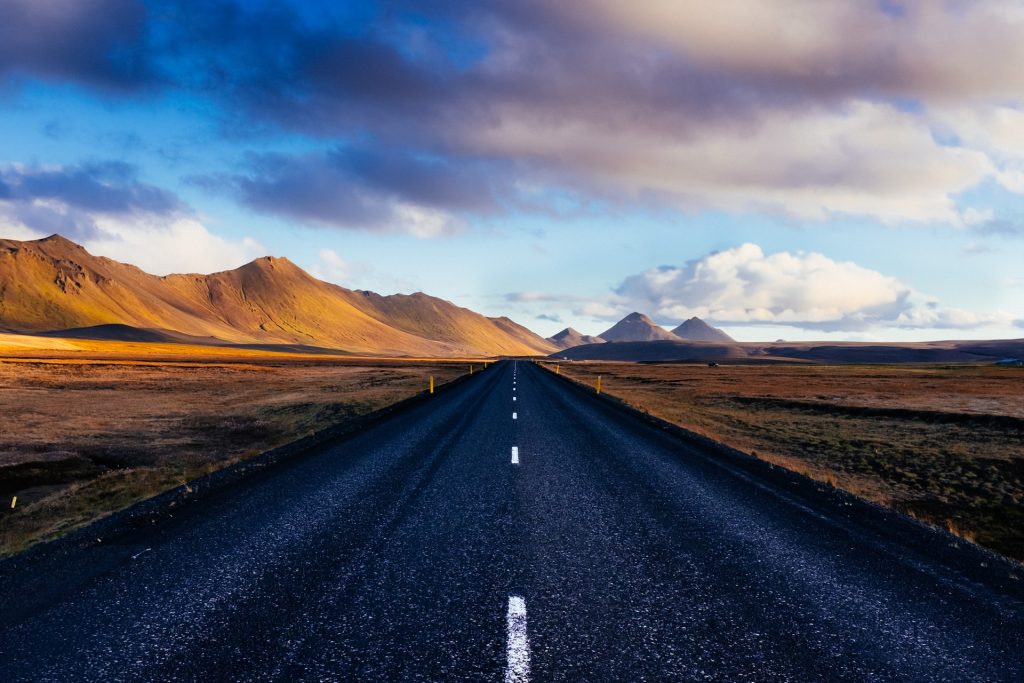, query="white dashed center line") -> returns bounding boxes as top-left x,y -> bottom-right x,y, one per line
511,446 -> 519,464
506,596 -> 530,683
513,396 -> 517,401
513,412 -> 518,420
